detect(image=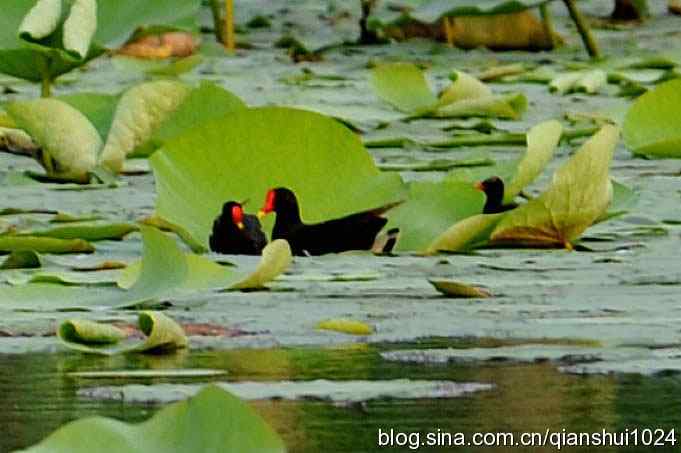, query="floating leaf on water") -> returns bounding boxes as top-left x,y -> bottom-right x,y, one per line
18,385 -> 285,453
317,319 -> 374,336
0,236 -> 94,254
151,107 -> 405,248
58,311 -> 187,355
425,213 -> 504,254
0,250 -> 42,269
370,62 -> 438,113
430,93 -> 527,120
503,120 -> 563,203
18,223 -> 138,242
99,80 -> 191,173
439,70 -> 492,105
623,79 -> 681,158
231,240 -> 293,290
491,125 -> 619,248
68,369 -> 227,379
429,279 -> 492,298
6,99 -> 101,182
